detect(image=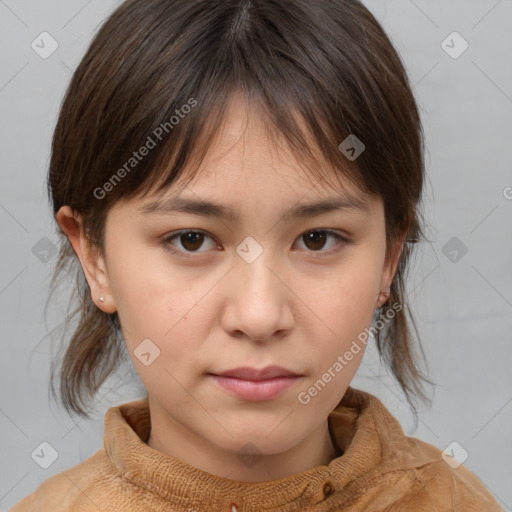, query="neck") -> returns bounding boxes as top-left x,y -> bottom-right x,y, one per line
146,399 -> 339,482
